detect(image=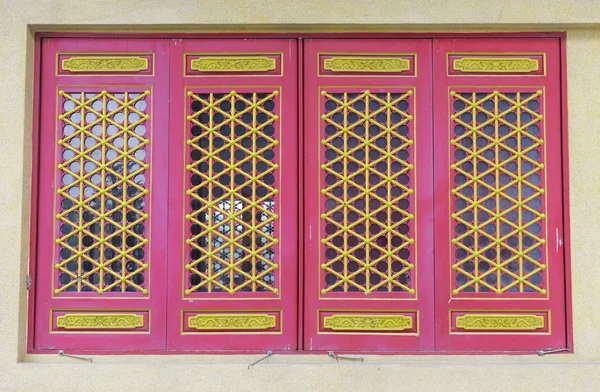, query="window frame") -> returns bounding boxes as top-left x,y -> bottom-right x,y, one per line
27,32 -> 573,355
